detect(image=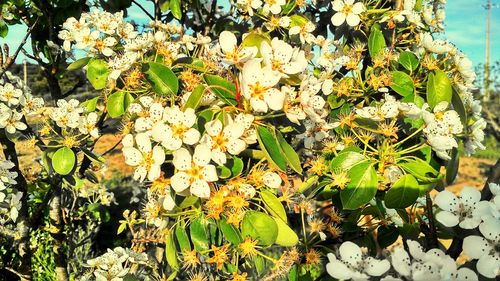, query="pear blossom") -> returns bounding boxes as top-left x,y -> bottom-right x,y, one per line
331,0 -> 366,27
0,160 -> 17,191
260,38 -> 308,78
422,102 -> 463,160
262,0 -> 286,14
151,106 -> 201,150
240,59 -> 283,113
19,93 -> 44,115
0,83 -> 22,106
122,133 -> 165,182
289,21 -> 316,44
171,144 -> 218,198
218,31 -> 257,65
200,119 -> 248,165
326,241 -> 390,280
79,112 -> 100,138
0,109 -> 27,134
236,0 -> 263,16
463,217 -> 500,278
434,187 -> 484,229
